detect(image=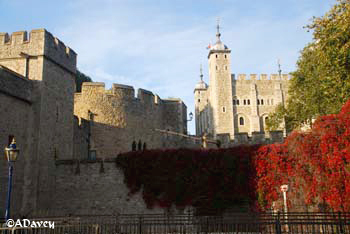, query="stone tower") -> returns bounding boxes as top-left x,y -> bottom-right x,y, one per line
194,24 -> 289,143
194,65 -> 209,136
0,29 -> 76,215
207,23 -> 234,139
